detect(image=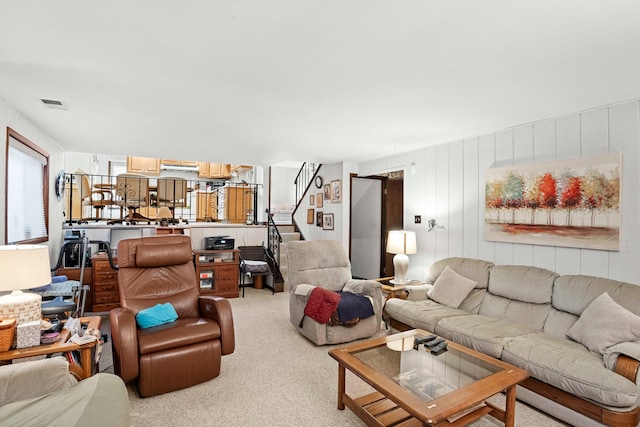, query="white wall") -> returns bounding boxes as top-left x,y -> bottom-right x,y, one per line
0,95 -> 67,263
269,165 -> 297,210
293,162 -> 357,252
359,98 -> 640,285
